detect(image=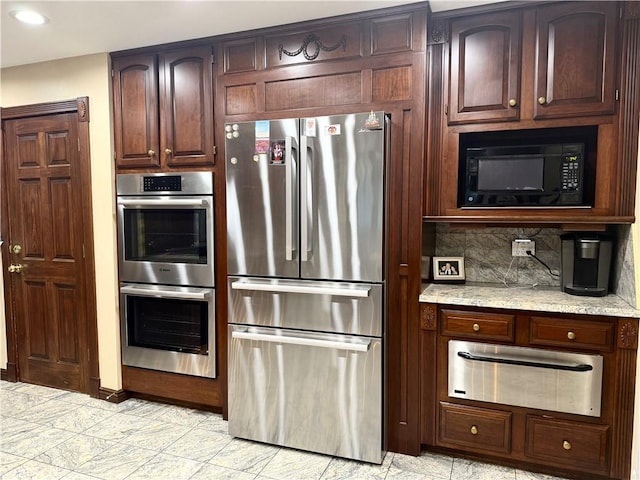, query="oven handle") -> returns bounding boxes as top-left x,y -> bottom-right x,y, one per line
457,351 -> 593,372
232,330 -> 370,352
120,285 -> 210,300
118,199 -> 209,208
231,280 -> 370,297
